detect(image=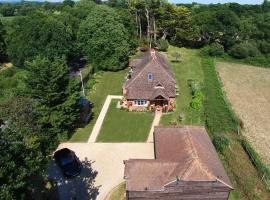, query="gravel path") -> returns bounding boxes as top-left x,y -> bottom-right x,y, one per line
88,95 -> 123,143
49,143 -> 154,200
147,110 -> 162,143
